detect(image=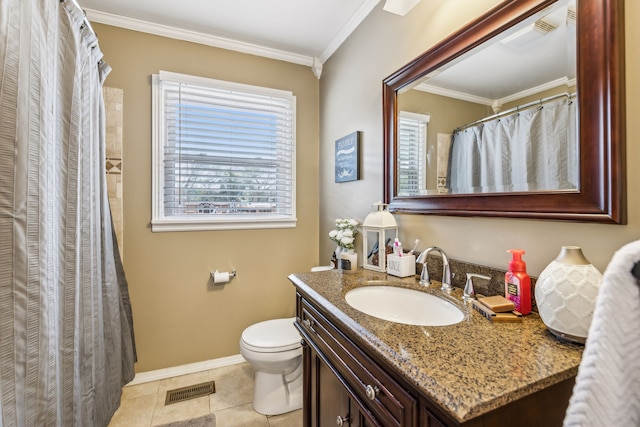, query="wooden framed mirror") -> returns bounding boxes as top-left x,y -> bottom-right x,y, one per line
383,0 -> 626,223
